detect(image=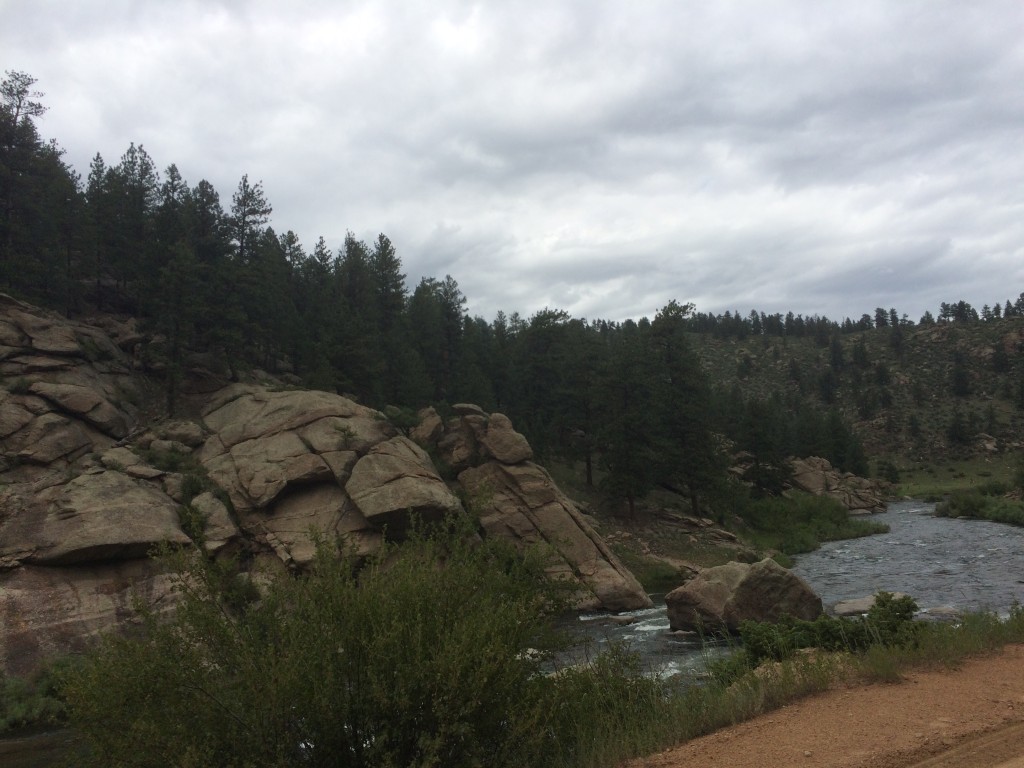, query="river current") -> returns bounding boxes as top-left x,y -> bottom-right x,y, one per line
571,500 -> 1024,681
